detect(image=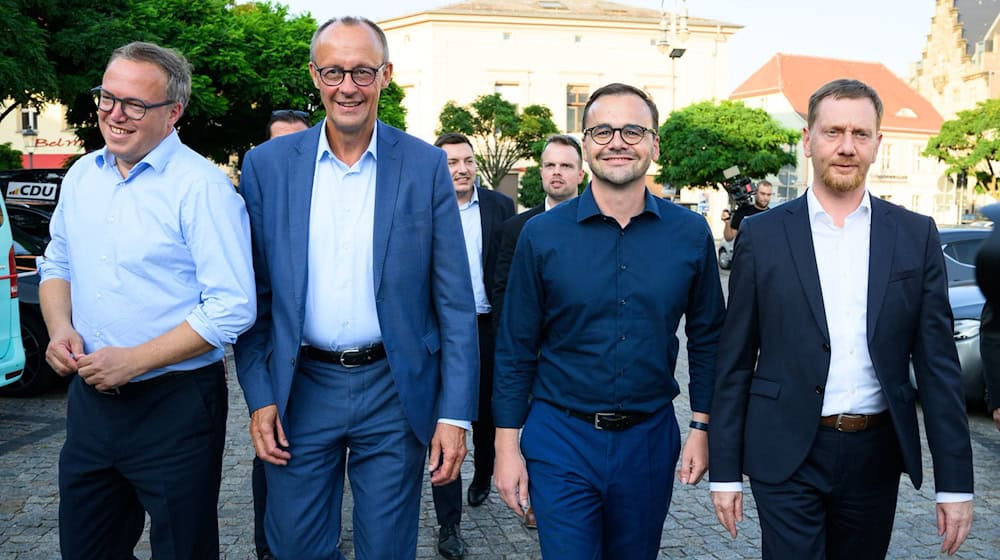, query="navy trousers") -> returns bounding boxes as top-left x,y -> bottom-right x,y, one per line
264,357 -> 426,560
58,363 -> 227,560
750,420 -> 904,560
521,400 -> 681,560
